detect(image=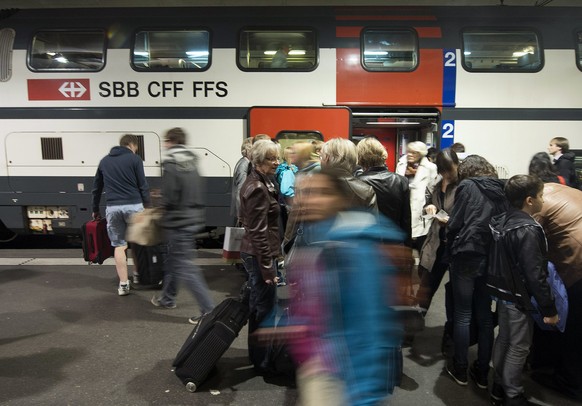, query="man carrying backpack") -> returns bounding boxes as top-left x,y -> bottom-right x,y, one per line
487,175 -> 559,406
